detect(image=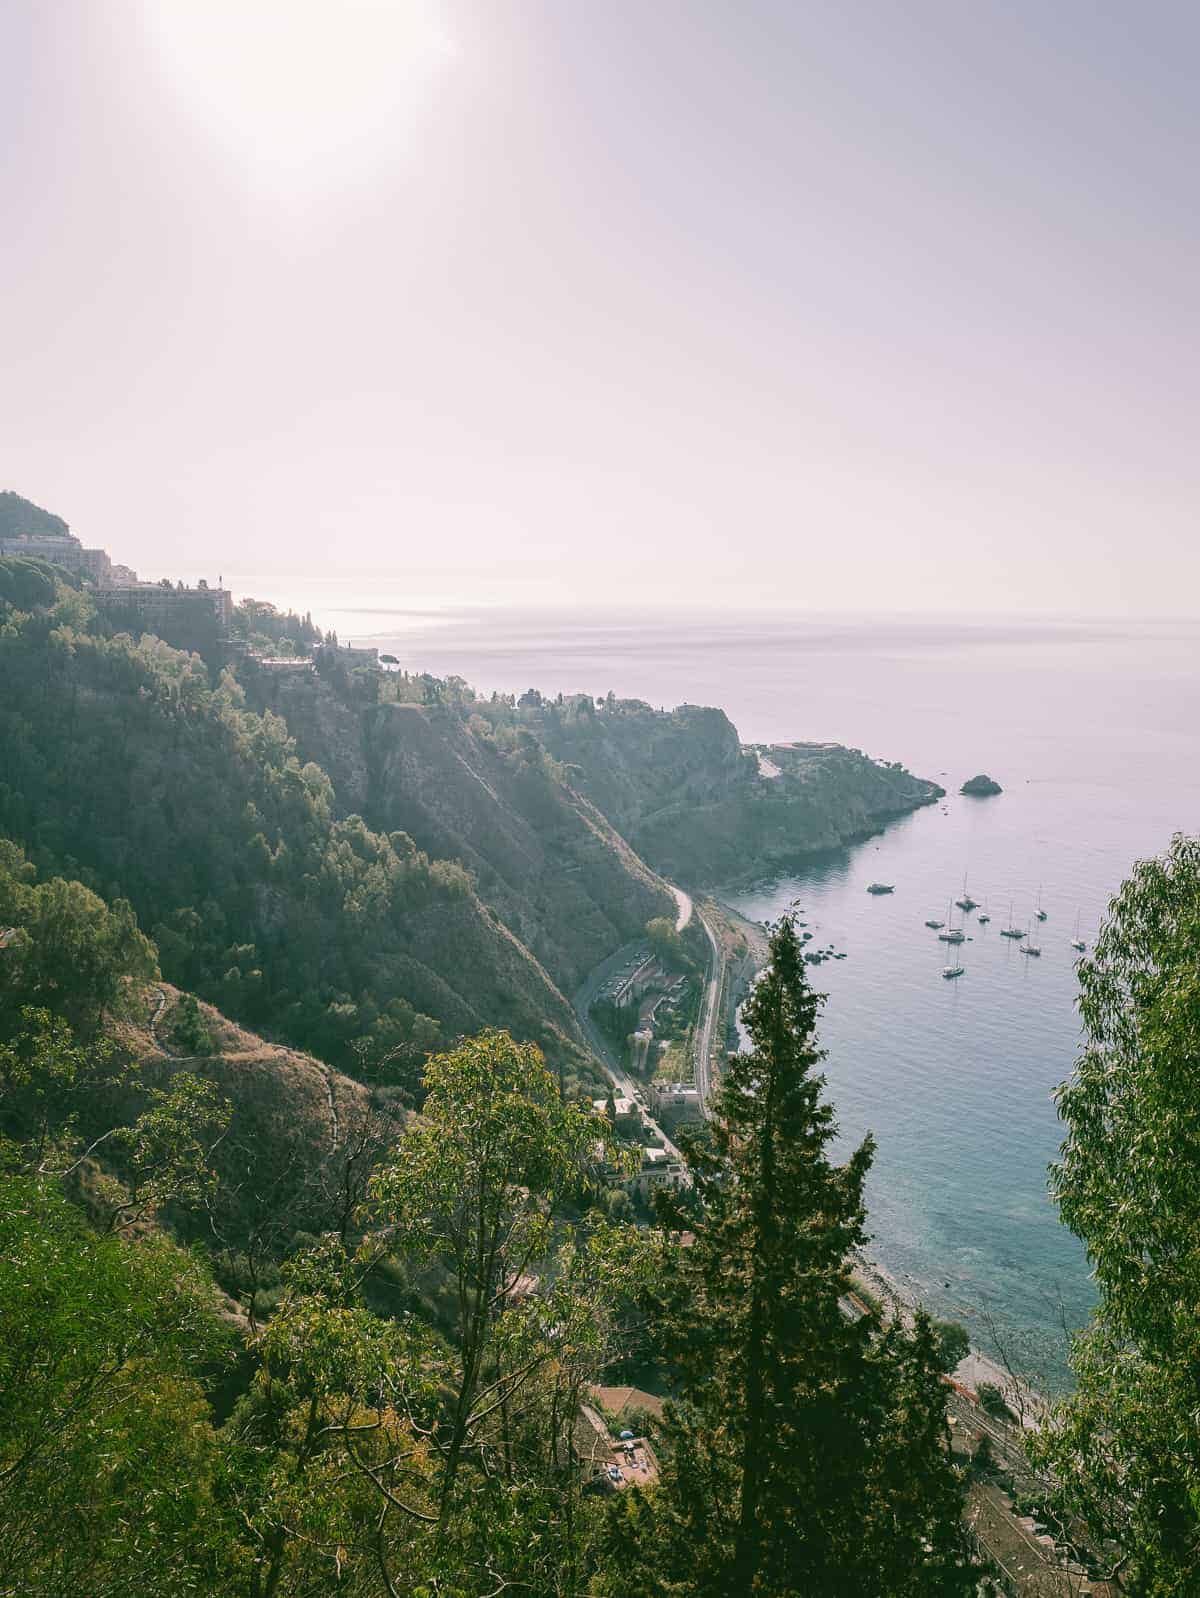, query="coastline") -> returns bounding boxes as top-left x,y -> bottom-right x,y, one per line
705,897 -> 1045,1420
852,1251 -> 1047,1426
